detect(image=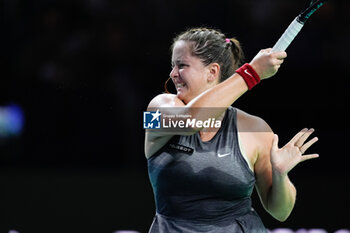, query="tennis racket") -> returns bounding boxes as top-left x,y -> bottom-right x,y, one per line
272,0 -> 327,52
